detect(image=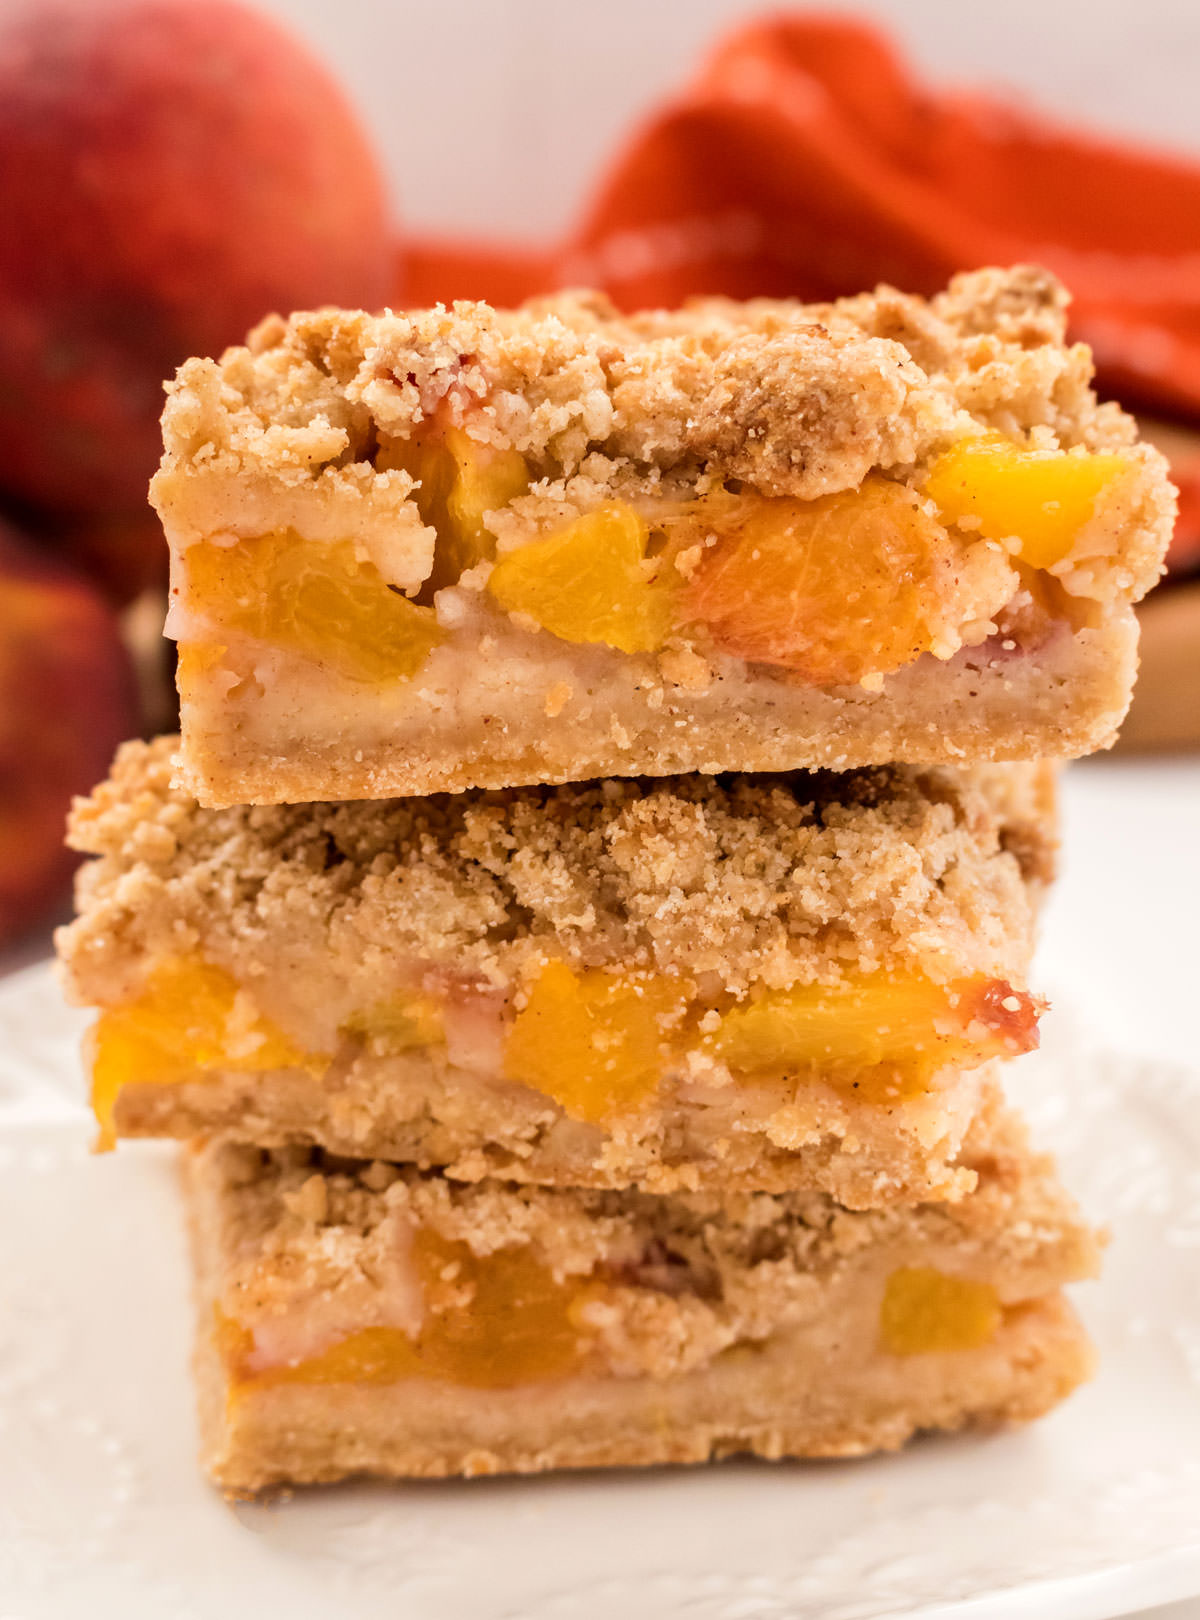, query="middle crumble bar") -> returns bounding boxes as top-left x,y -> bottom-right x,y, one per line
58,740 -> 1053,1206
